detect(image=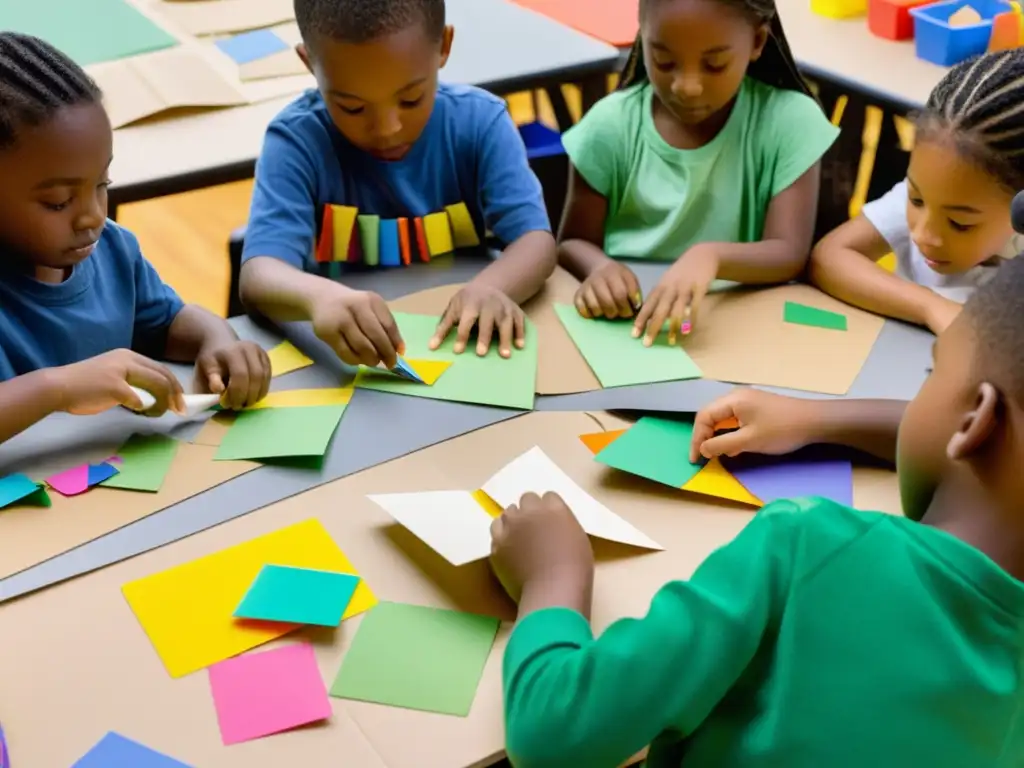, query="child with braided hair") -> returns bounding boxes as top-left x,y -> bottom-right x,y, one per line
558,0 -> 838,346
811,49 -> 1024,335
